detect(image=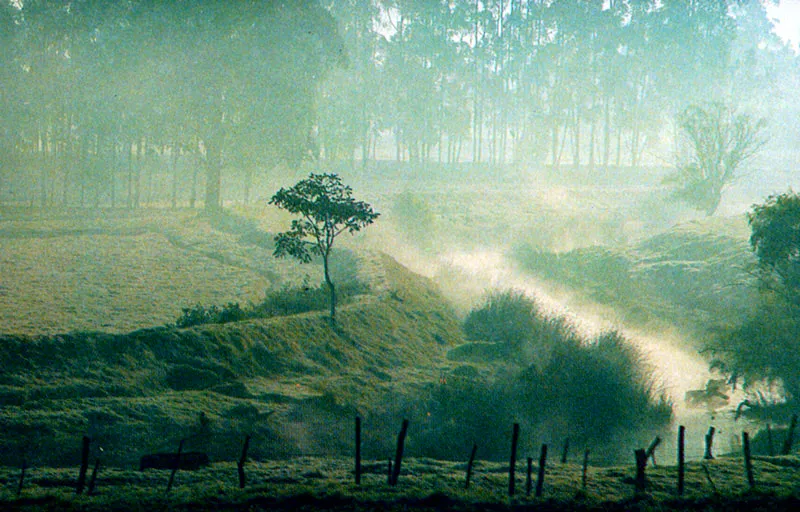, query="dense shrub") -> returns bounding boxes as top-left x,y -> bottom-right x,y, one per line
174,281 -> 369,328
415,289 -> 672,463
